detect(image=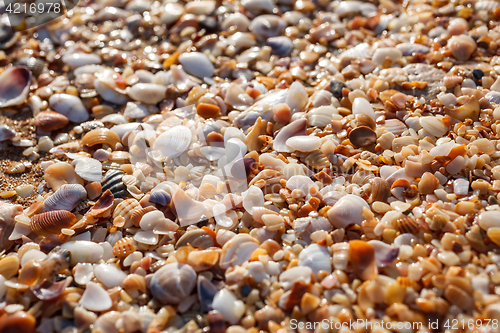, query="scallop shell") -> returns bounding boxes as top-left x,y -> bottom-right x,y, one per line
444,284 -> 473,311
112,237 -> 136,258
220,234 -> 259,269
130,206 -> 156,227
0,66 -> 32,108
150,263 -> 197,304
273,119 -> 307,153
101,170 -> 127,198
82,128 -> 121,149
396,216 -> 420,234
153,125 -> 192,158
34,111 -> 69,132
42,184 -> 87,213
149,190 -> 172,206
307,106 -> 337,127
31,210 -> 76,236
332,242 -> 349,270
113,199 -> 141,223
